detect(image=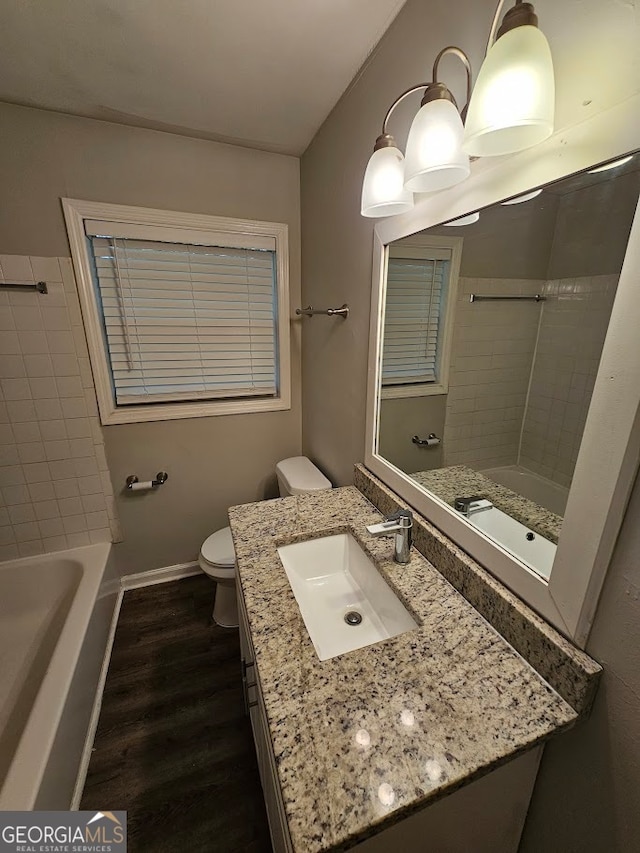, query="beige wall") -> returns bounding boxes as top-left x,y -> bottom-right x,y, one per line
378,395 -> 446,473
300,0 -> 640,486
0,102 -> 302,573
548,168 -> 640,279
520,469 -> 640,852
